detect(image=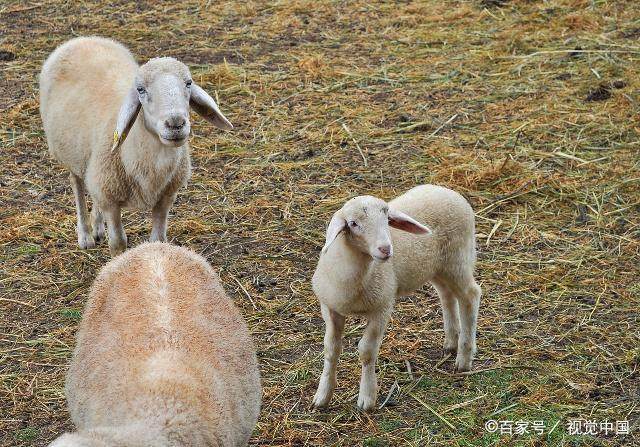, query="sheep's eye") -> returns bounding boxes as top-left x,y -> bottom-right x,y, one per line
136,86 -> 146,95
348,221 -> 358,228
185,80 -> 192,87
